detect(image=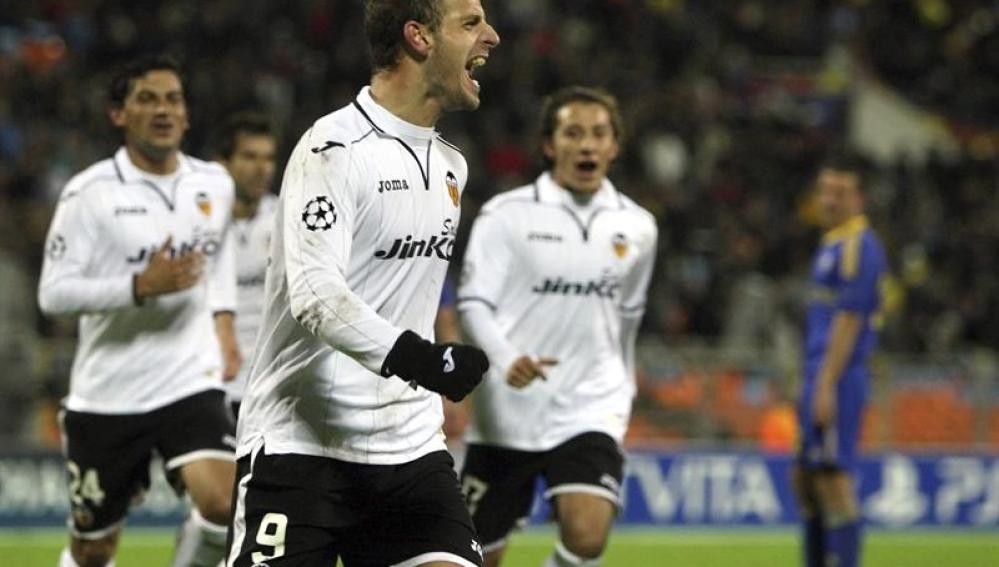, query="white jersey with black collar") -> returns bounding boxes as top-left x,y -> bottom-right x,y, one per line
38,147 -> 236,414
224,193 -> 278,403
235,87 -> 467,465
458,172 -> 658,451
